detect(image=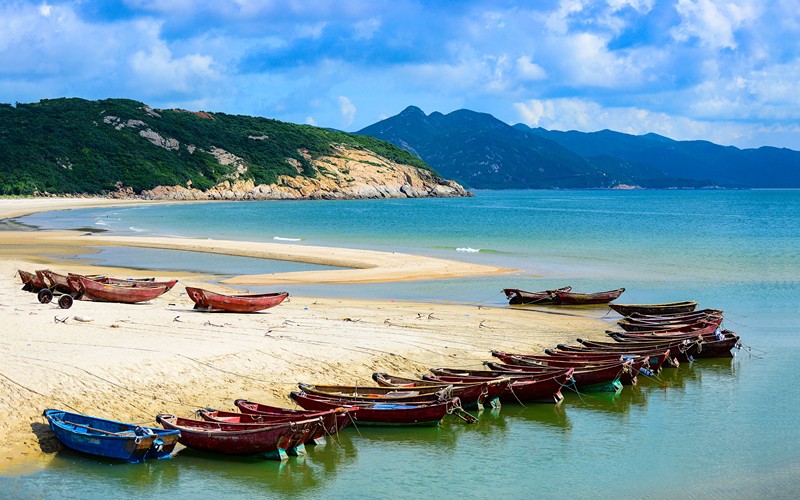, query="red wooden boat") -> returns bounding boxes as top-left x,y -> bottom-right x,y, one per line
485,359 -> 632,392
502,286 -> 571,305
68,275 -> 169,303
617,317 -> 722,332
577,337 -> 700,363
491,351 -> 643,386
553,287 -> 625,305
371,372 -> 507,409
18,270 -> 46,292
297,383 -> 448,402
626,308 -> 723,321
607,321 -> 721,337
609,330 -> 741,358
196,407 -> 353,445
547,347 -> 675,370
155,413 -> 319,459
425,368 -> 574,404
100,276 -> 178,291
609,300 -> 698,316
289,392 -> 459,426
185,286 -> 288,313
38,270 -> 78,294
